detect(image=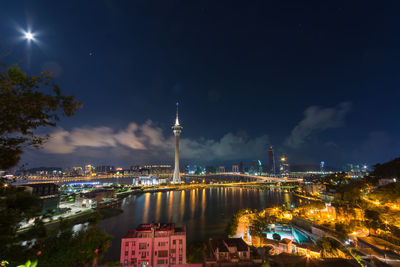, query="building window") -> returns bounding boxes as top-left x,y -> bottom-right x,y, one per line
179,239 -> 182,244
125,251 -> 128,256
171,249 -> 176,253
139,243 -> 146,249
243,252 -> 246,257
125,242 -> 129,247
158,250 -> 168,257
157,259 -> 164,264
179,248 -> 183,253
173,240 -> 176,245
124,260 -> 128,265
132,250 -> 135,255
132,241 -> 135,246
179,256 -> 182,263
